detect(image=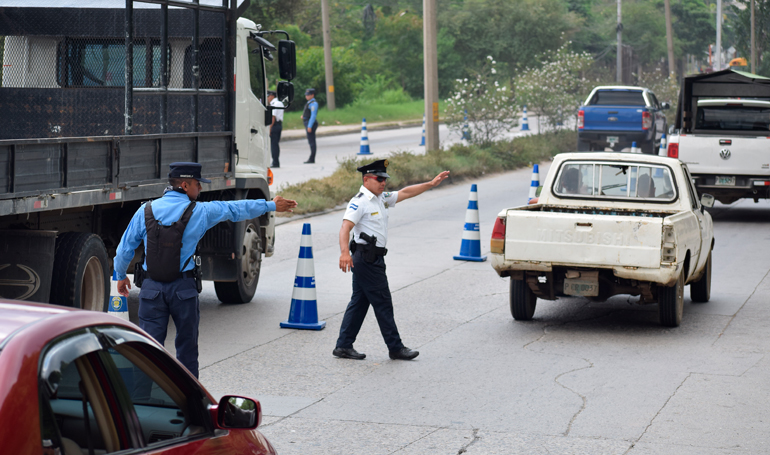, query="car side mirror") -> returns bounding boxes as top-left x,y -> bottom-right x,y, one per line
661,102 -> 670,110
277,81 -> 294,107
700,193 -> 714,209
278,40 -> 296,81
217,396 -> 261,429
